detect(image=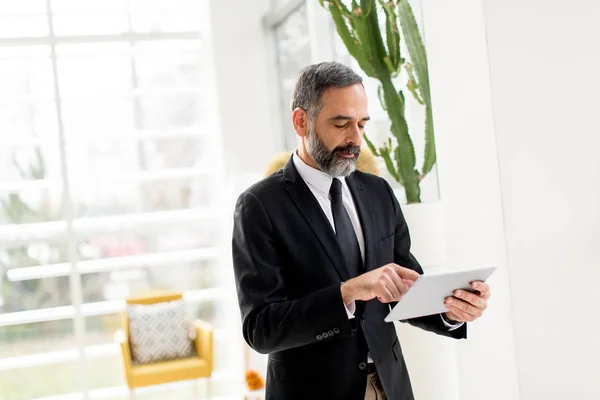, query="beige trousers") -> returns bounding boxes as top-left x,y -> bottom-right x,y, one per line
364,372 -> 386,400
